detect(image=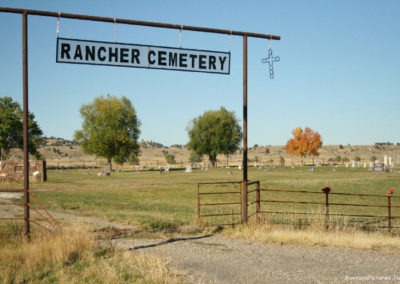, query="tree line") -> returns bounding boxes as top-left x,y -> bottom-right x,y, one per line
1,95 -> 324,173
